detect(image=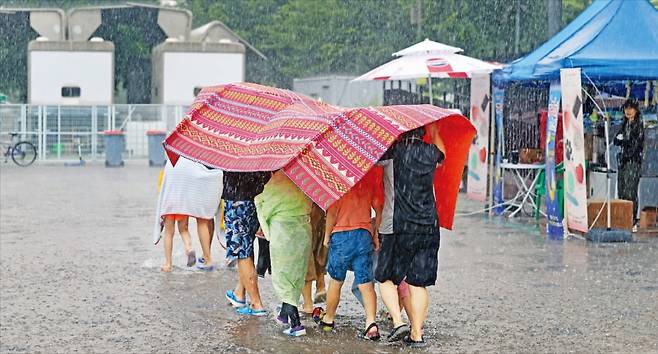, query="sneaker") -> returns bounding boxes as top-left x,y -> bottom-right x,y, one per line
311,307 -> 324,323
225,290 -> 247,308
236,306 -> 267,316
283,325 -> 306,337
275,315 -> 289,326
